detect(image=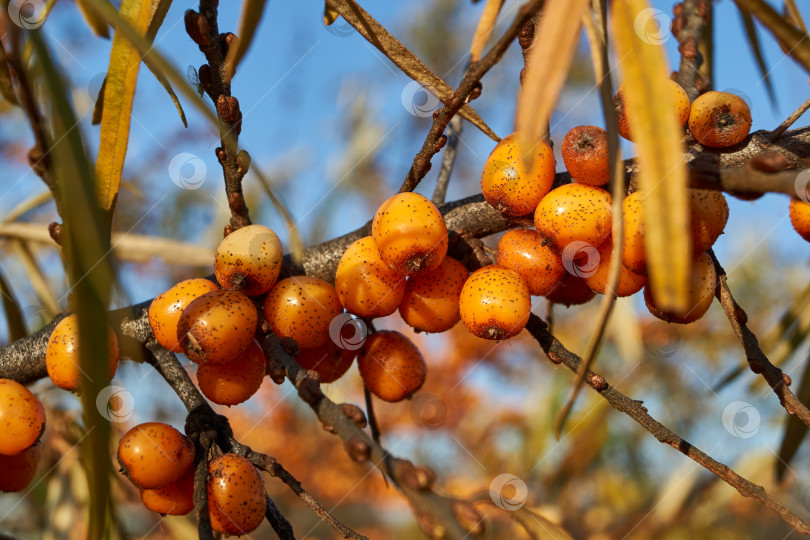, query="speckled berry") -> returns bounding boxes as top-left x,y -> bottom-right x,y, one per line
496,228 -> 565,296
585,239 -> 647,297
357,331 -> 426,402
534,183 -> 612,252
117,422 -> 195,489
149,279 -> 219,353
399,256 -> 469,333
790,199 -> 810,242
0,379 -> 45,455
689,189 -> 729,253
335,236 -> 406,319
263,276 -> 342,348
561,126 -> 609,186
621,190 -> 647,275
644,251 -> 716,324
208,453 -> 266,536
45,314 -> 119,392
140,466 -> 194,515
372,192 -> 448,275
688,91 -> 751,148
177,289 -> 258,365
214,224 -> 284,296
615,79 -> 690,141
0,442 -> 40,492
546,273 -> 596,306
197,340 -> 266,406
459,266 -> 531,340
296,340 -> 356,384
481,132 -> 556,216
